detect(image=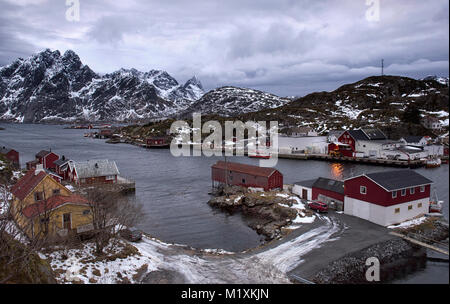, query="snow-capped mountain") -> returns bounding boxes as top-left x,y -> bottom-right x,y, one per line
0,49 -> 204,122
181,86 -> 291,117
